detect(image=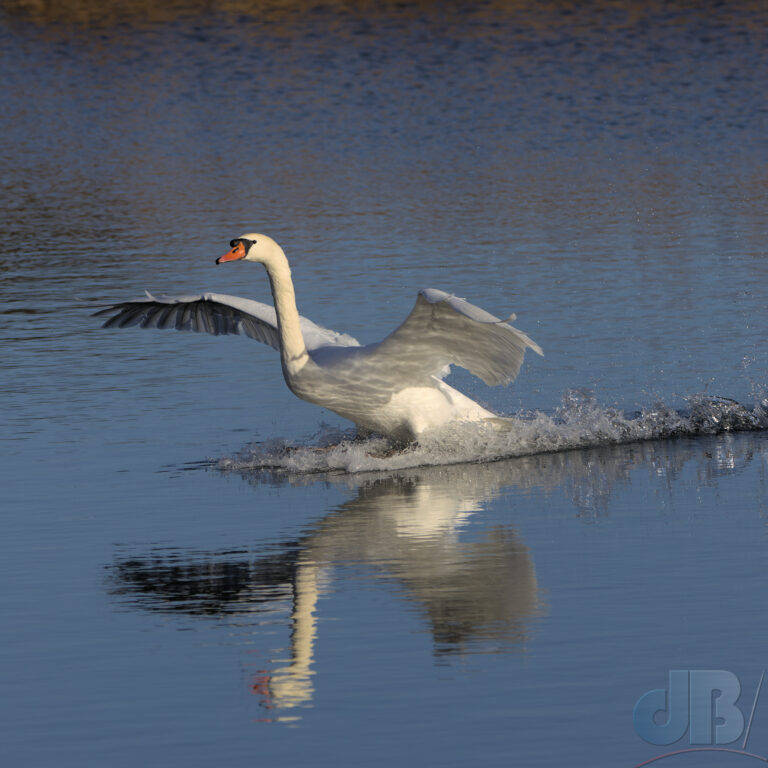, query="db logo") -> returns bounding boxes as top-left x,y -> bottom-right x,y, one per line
634,670 -> 745,745
632,670 -> 767,766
